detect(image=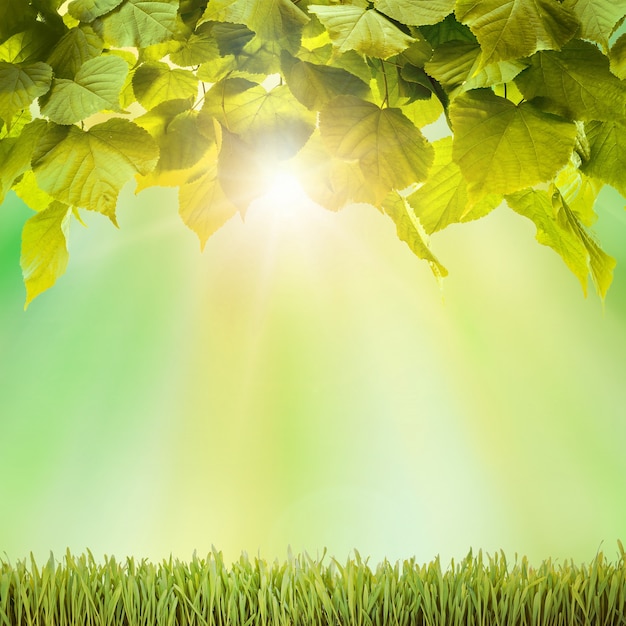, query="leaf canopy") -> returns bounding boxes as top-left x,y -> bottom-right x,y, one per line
2,0 -> 625,305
